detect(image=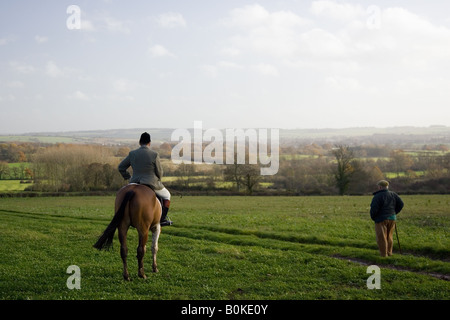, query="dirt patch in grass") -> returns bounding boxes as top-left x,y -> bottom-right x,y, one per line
332,254 -> 450,281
